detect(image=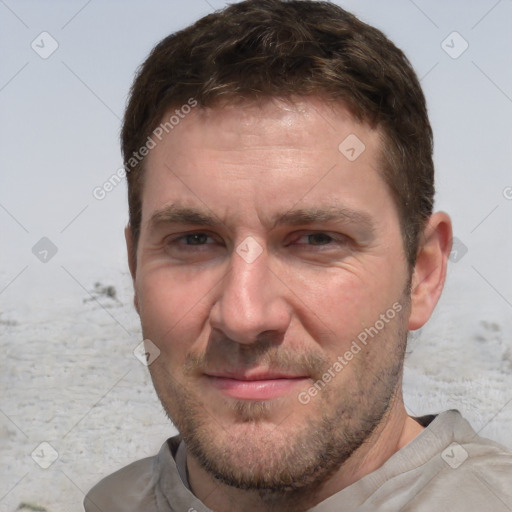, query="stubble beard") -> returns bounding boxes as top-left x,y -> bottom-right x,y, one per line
146,299 -> 410,506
